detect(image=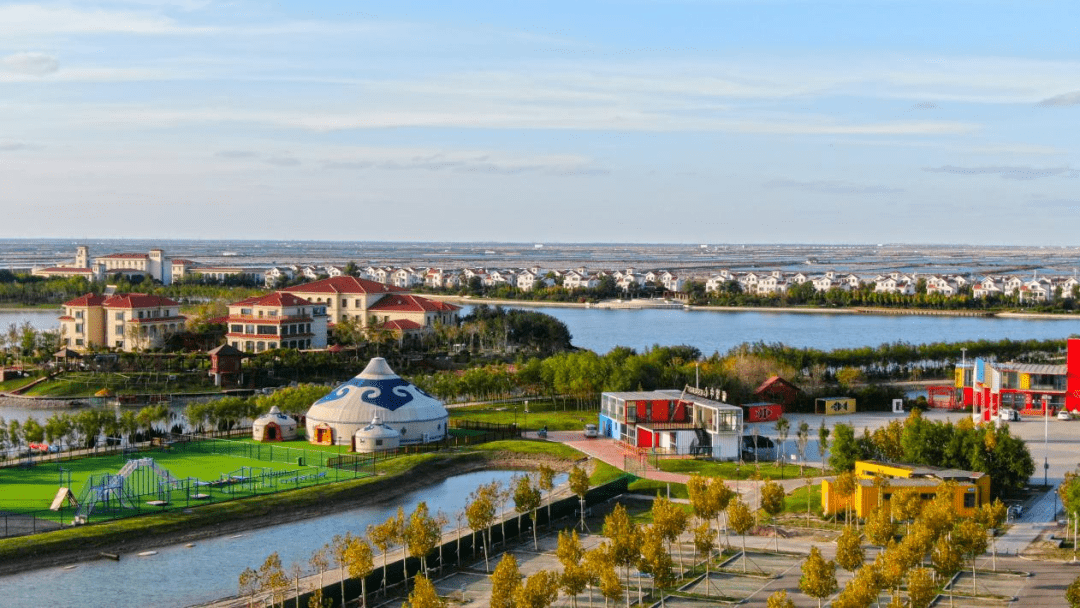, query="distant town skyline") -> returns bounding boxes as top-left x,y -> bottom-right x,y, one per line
1,1 -> 1077,244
